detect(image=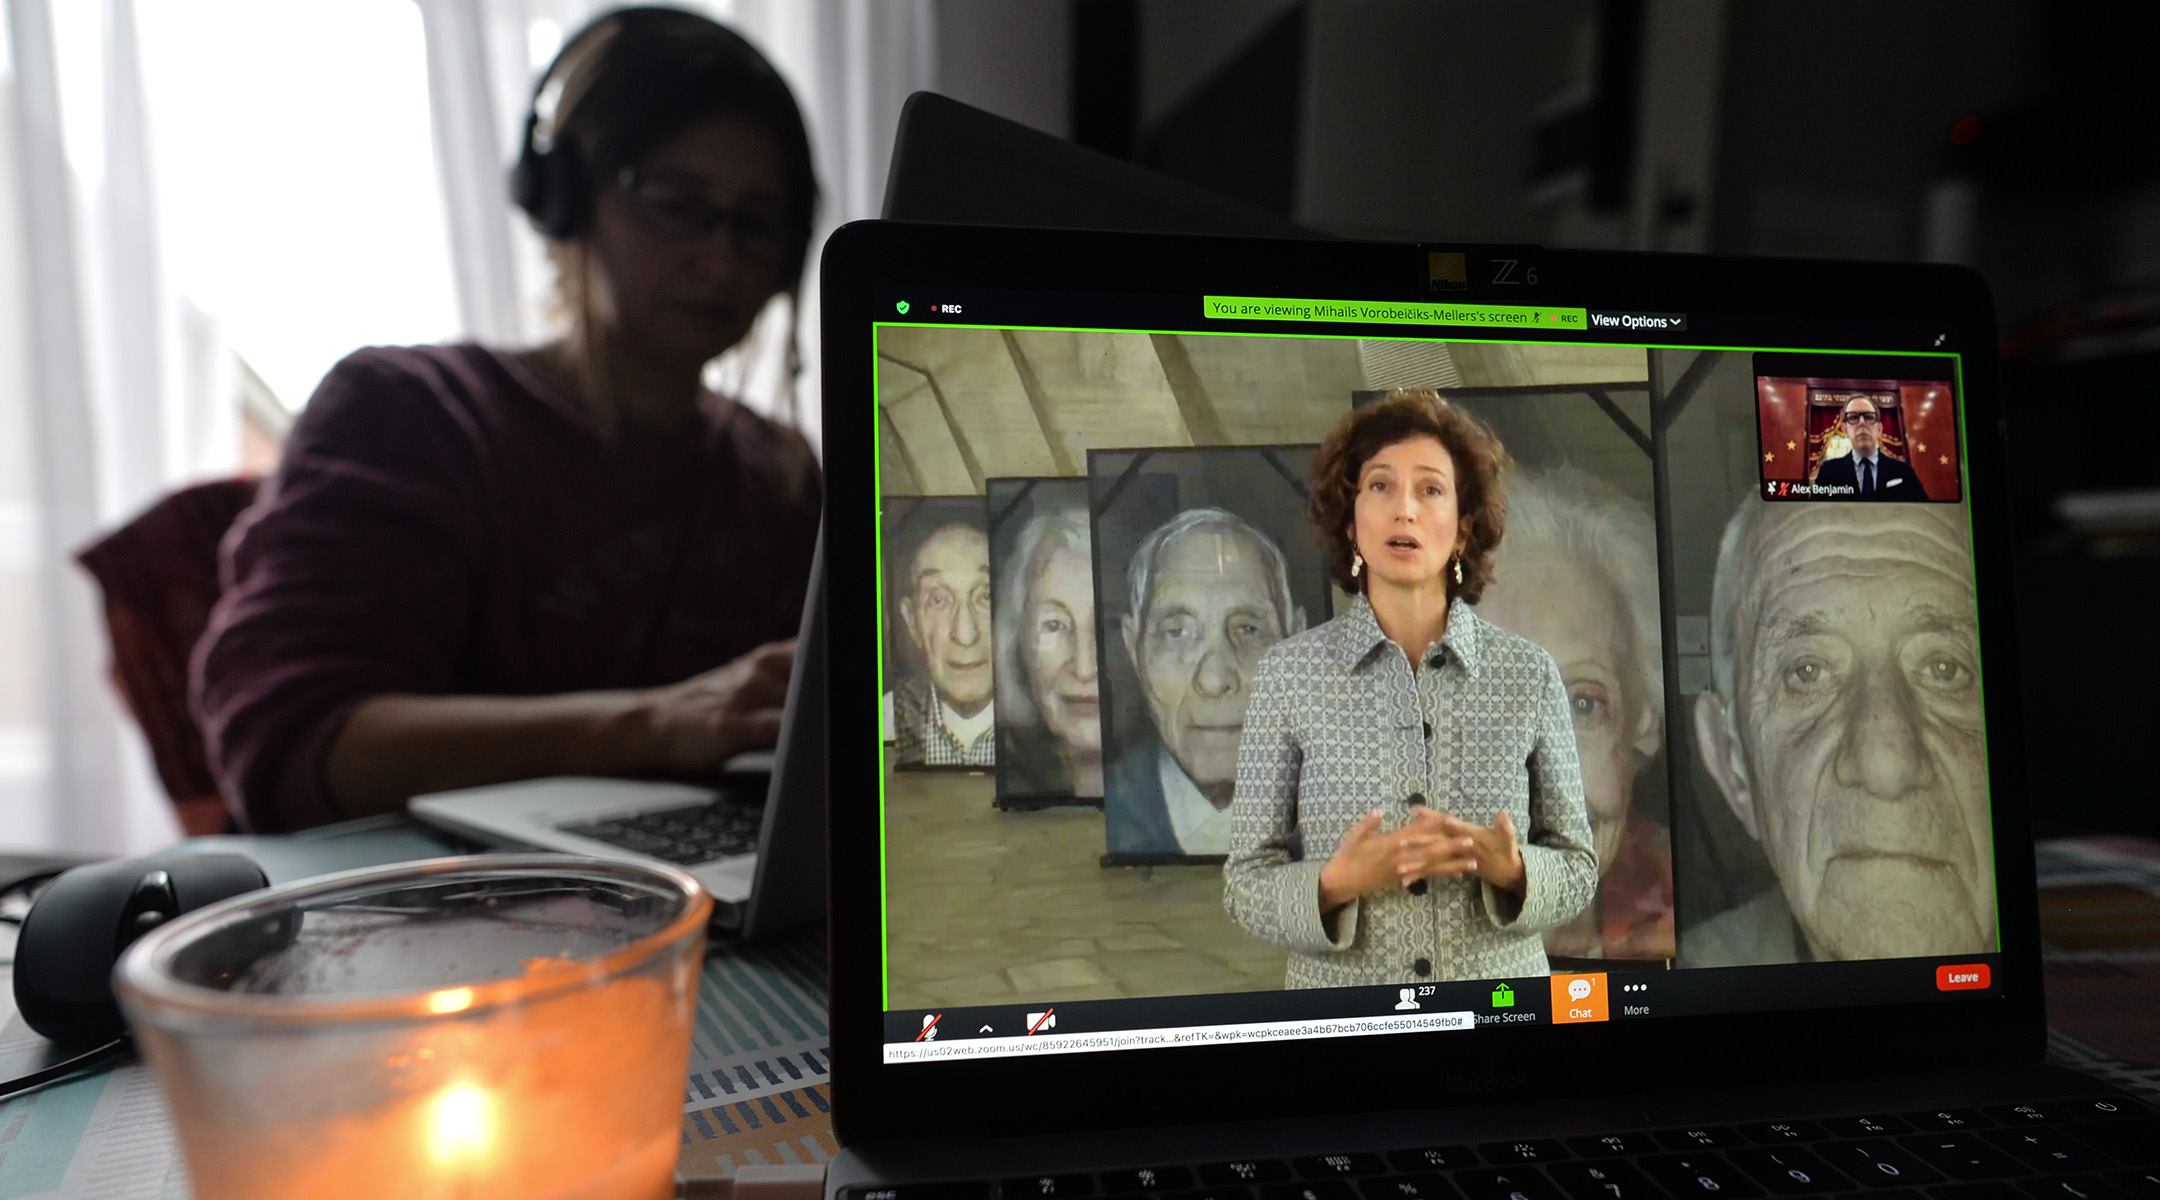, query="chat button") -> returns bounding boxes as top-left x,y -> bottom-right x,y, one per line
1936,963 -> 1991,991
1549,973 -> 1609,1023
